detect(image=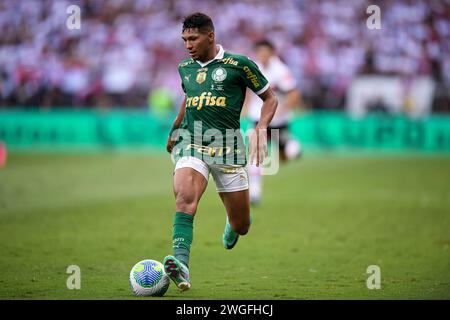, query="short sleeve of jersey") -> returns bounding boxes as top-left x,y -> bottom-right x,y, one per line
240,57 -> 269,95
